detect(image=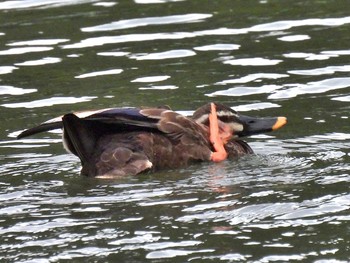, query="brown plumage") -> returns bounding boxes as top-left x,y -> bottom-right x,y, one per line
17,103 -> 286,178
